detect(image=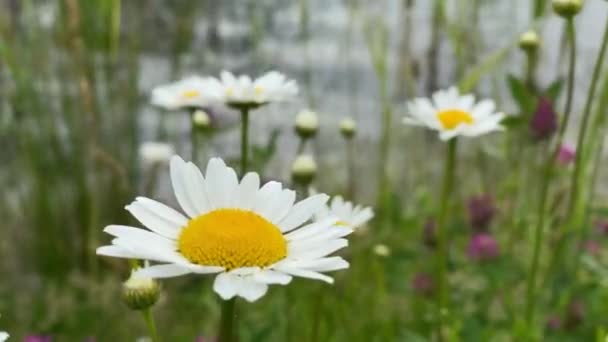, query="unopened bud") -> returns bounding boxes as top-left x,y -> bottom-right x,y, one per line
122,270 -> 160,311
339,118 -> 356,139
373,244 -> 391,257
294,109 -> 319,139
192,109 -> 211,129
291,155 -> 317,186
519,30 -> 540,52
552,0 -> 583,17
